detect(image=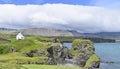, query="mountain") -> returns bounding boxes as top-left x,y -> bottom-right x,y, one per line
83,32 -> 120,40
0,28 -> 16,31
19,28 -> 74,36
66,30 -> 84,36
0,27 -> 120,40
